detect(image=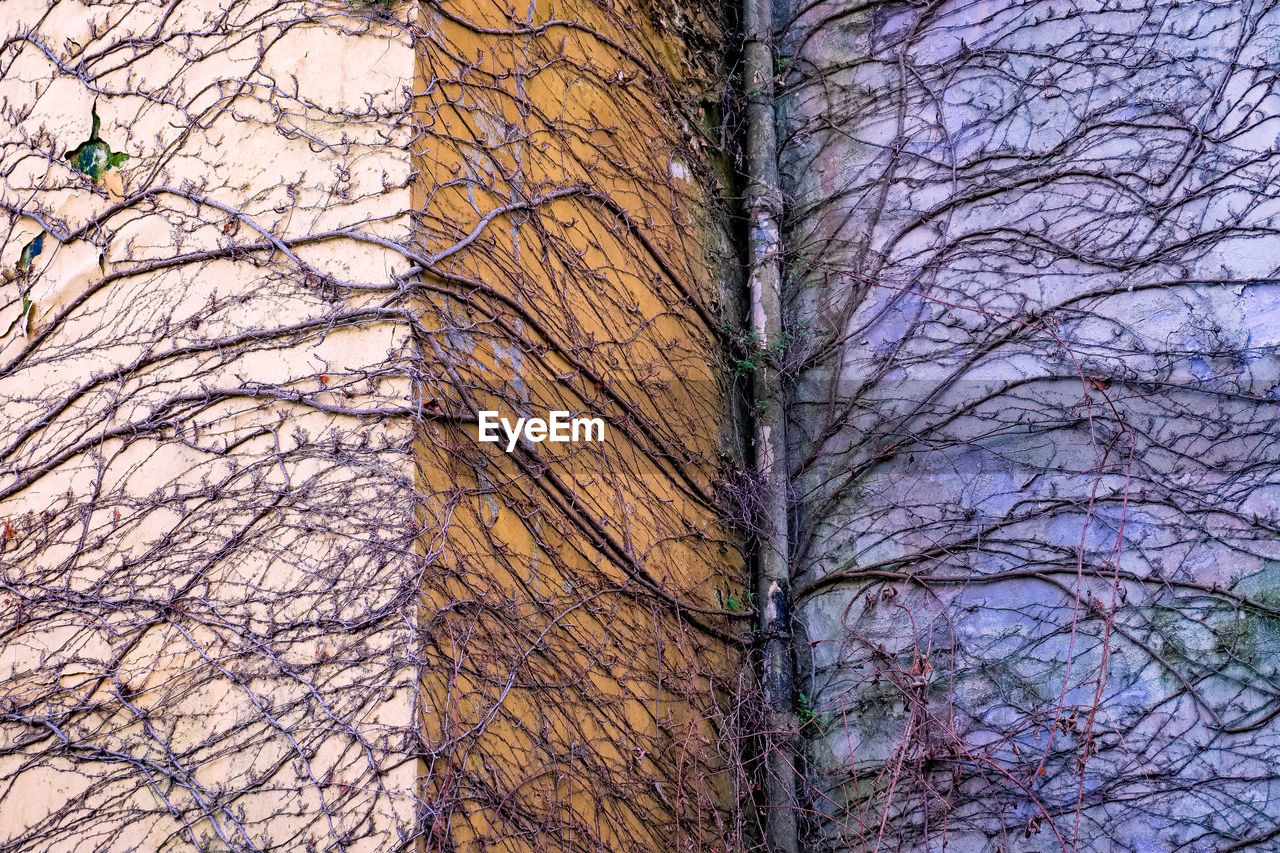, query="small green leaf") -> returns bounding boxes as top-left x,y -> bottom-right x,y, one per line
795,691 -> 817,725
